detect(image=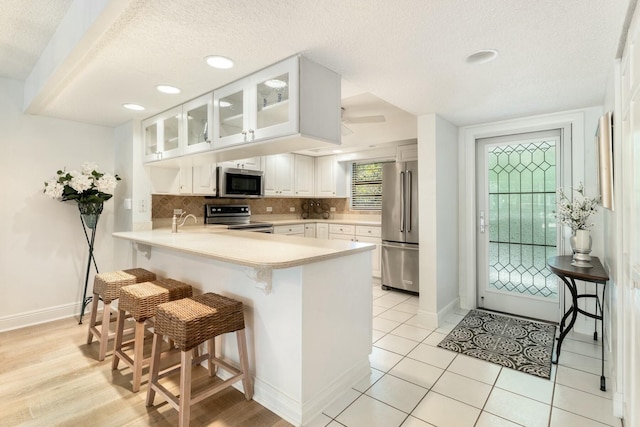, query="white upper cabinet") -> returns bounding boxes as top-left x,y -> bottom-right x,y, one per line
294,155 -> 314,197
192,164 -> 217,195
143,106 -> 183,162
183,93 -> 213,155
315,155 -> 347,197
213,55 -> 340,149
264,154 -> 295,196
217,156 -> 263,171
